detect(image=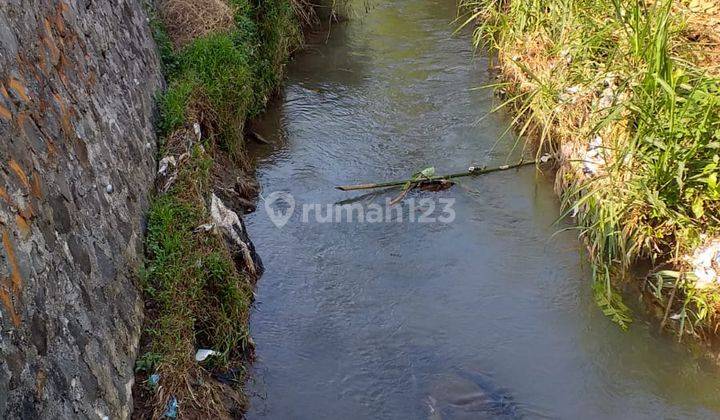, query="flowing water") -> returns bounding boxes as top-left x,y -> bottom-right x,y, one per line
245,0 -> 720,418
